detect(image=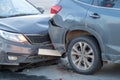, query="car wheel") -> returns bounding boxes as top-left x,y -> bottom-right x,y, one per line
67,35 -> 103,74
